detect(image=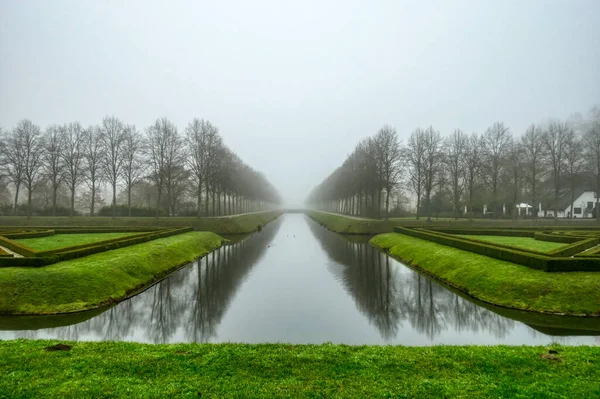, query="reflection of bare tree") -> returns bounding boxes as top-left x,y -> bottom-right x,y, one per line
186,220 -> 281,342
308,219 -> 514,341
308,221 -> 404,341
